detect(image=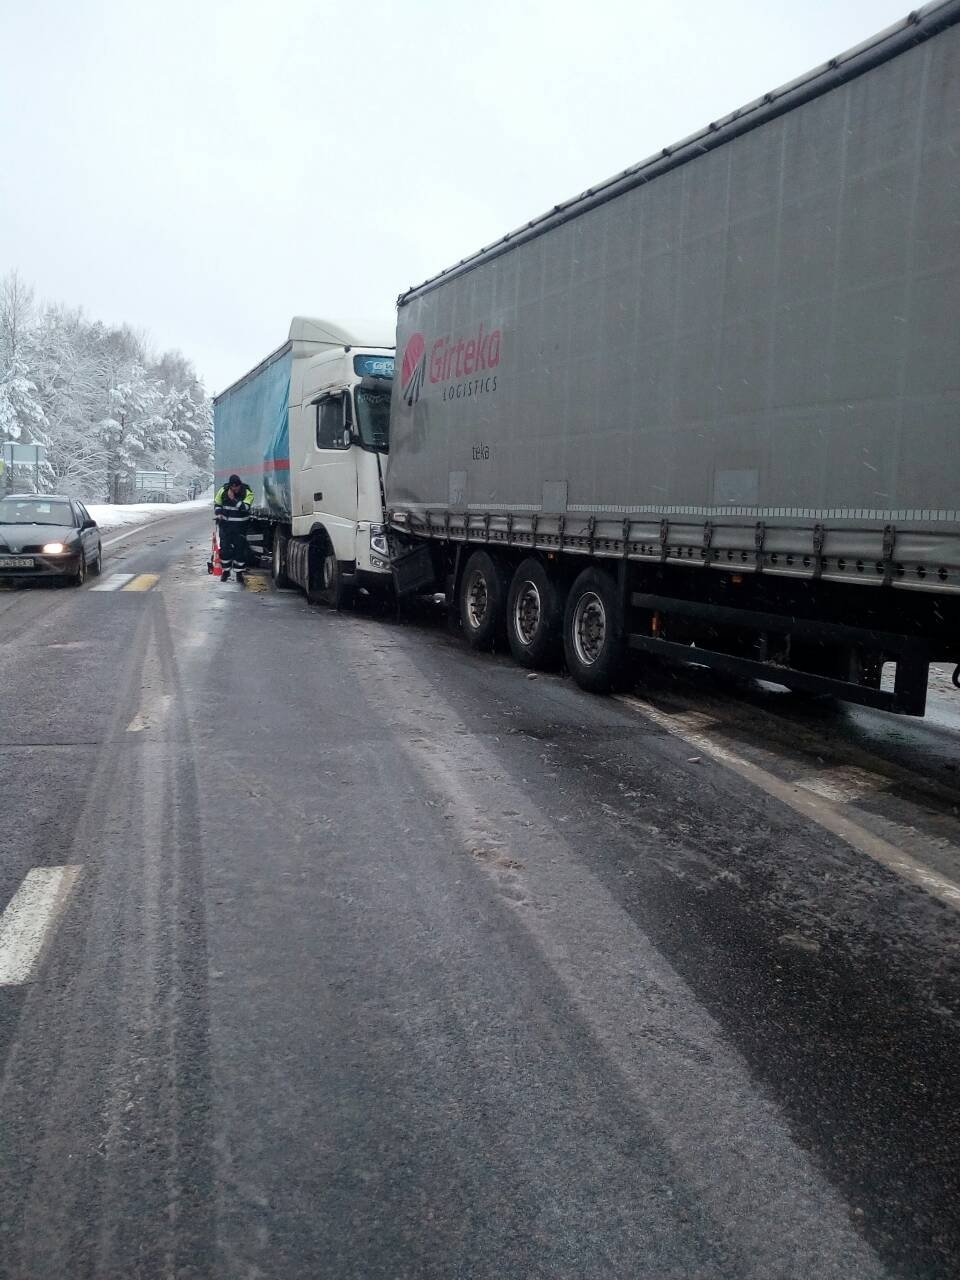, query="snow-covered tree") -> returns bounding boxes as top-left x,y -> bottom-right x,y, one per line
0,271 -> 213,499
0,270 -> 36,367
0,355 -> 47,444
